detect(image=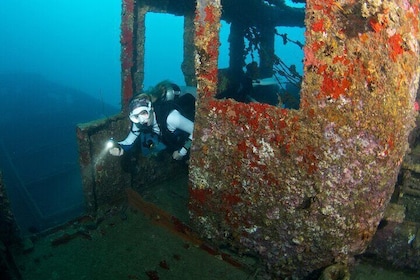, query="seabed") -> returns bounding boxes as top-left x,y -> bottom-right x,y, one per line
9,173 -> 420,280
